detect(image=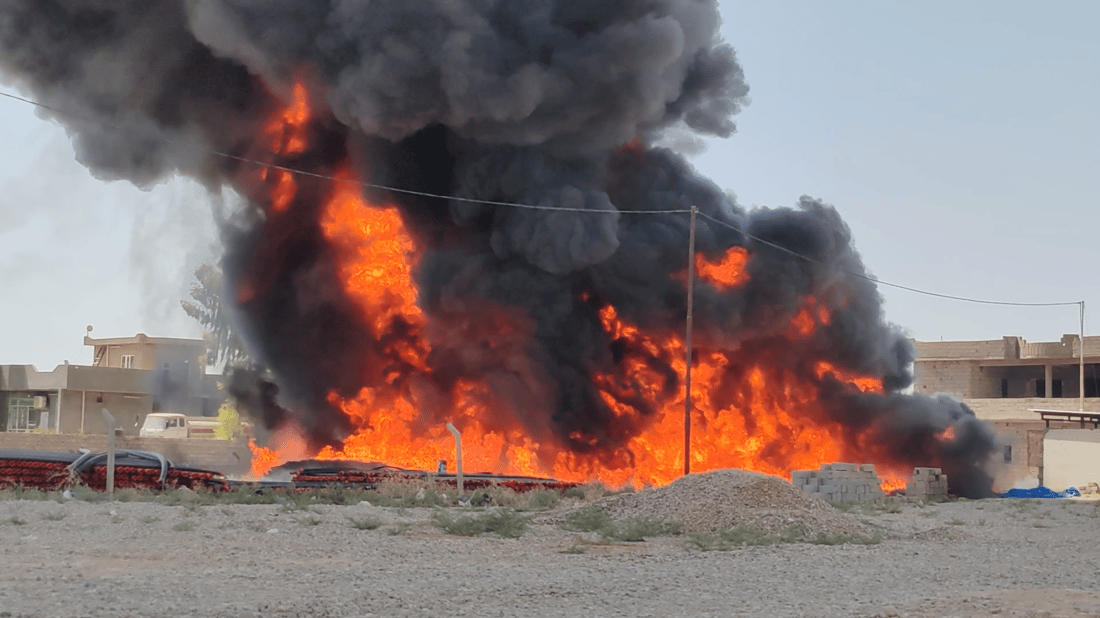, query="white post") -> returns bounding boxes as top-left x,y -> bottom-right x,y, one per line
80,391 -> 86,434
446,423 -> 463,495
101,408 -> 116,495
